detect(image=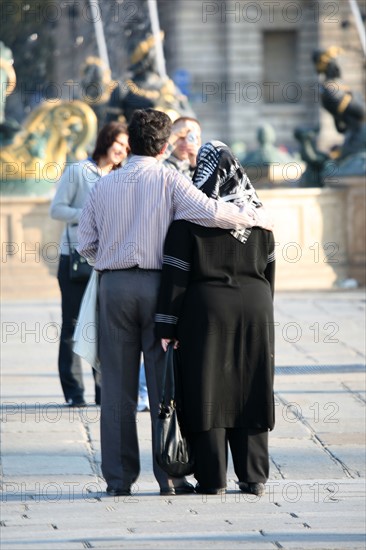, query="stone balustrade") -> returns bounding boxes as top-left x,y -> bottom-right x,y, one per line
0,180 -> 364,300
